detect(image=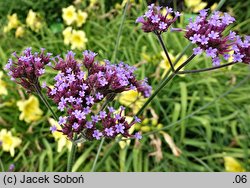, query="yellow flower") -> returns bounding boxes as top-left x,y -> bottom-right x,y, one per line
48,118 -> 72,152
118,127 -> 134,149
185,0 -> 201,7
70,30 -> 88,50
160,51 -> 187,78
15,26 -> 25,38
184,0 -> 207,13
8,13 -> 19,28
224,157 -> 246,172
0,129 -> 21,157
118,90 -> 147,114
161,9 -> 173,19
26,10 -> 36,26
89,0 -> 97,8
62,27 -> 72,45
211,3 -> 218,11
16,95 -> 43,123
26,10 -> 42,32
4,13 -> 19,32
193,2 -> 207,13
34,21 -> 42,32
0,71 -> 8,96
62,5 -> 77,25
3,25 -> 11,33
76,10 -> 88,27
